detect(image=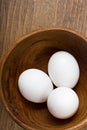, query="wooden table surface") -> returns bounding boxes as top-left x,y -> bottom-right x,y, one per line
0,0 -> 87,130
